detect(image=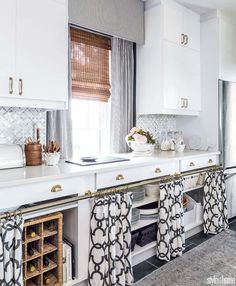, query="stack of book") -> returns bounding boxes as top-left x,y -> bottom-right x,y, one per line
63,238 -> 75,285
